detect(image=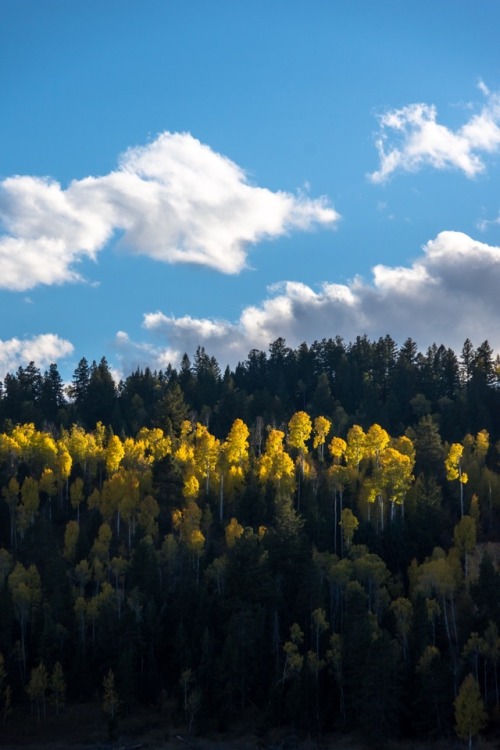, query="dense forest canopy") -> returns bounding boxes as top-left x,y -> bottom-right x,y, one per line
0,333 -> 500,745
